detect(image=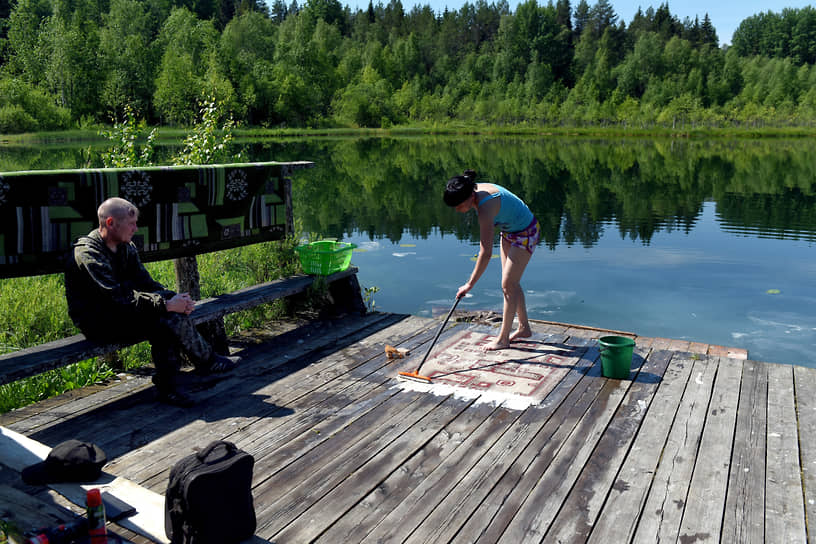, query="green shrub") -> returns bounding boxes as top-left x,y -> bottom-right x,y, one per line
0,78 -> 72,133
0,104 -> 38,133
